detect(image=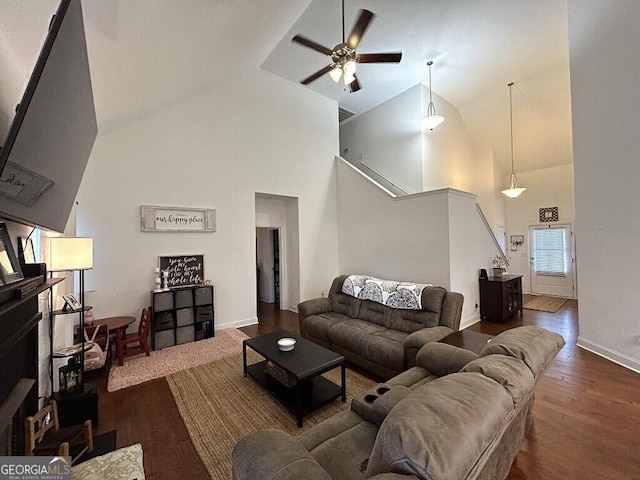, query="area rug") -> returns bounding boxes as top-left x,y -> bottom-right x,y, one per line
524,295 -> 568,313
72,443 -> 145,480
167,352 -> 376,479
107,328 -> 248,391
